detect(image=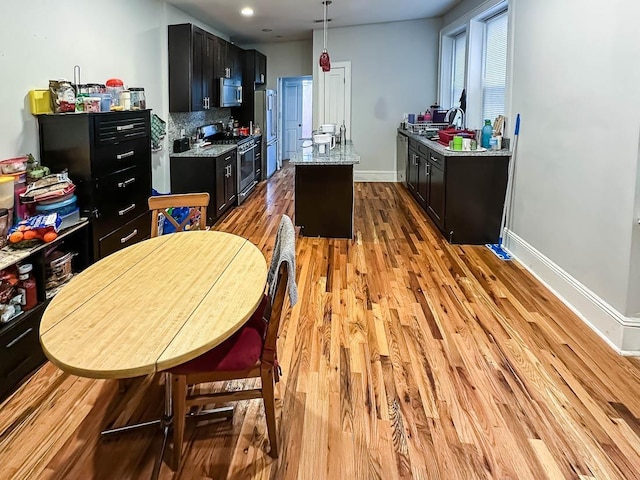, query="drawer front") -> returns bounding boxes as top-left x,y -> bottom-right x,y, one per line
98,211 -> 151,259
93,166 -> 151,238
93,138 -> 150,177
94,112 -> 150,146
408,138 -> 419,151
0,304 -> 47,399
426,148 -> 445,170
